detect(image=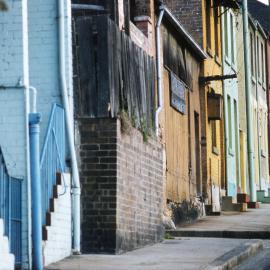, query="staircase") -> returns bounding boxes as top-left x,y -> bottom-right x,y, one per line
42,172 -> 72,267
0,219 -> 14,270
257,189 -> 270,203
221,196 -> 247,212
